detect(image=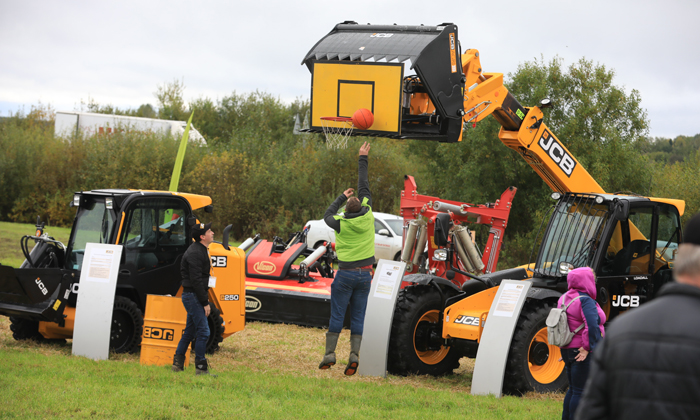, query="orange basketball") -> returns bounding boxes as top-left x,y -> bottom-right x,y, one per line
352,108 -> 374,130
